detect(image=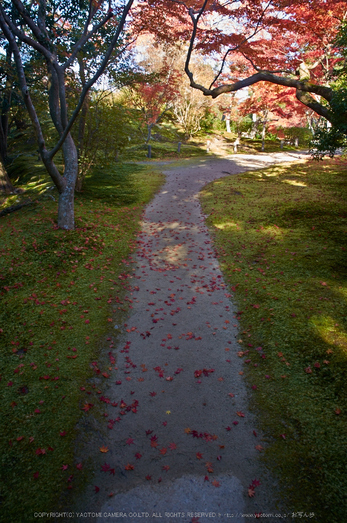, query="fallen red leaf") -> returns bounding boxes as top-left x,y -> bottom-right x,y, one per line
82,403 -> 93,411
